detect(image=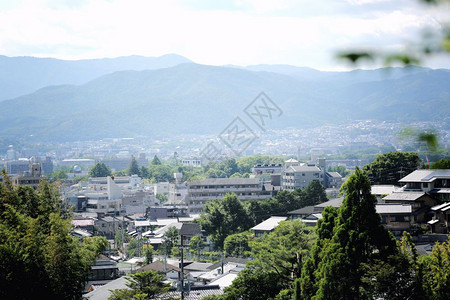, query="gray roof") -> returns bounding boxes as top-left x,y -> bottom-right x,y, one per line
155,285 -> 223,300
327,172 -> 342,178
251,216 -> 287,231
84,276 -> 129,300
288,165 -> 321,172
314,197 -> 344,208
207,257 -> 249,270
138,260 -> 180,273
188,178 -> 260,186
287,206 -> 315,215
184,262 -> 213,271
376,204 -> 413,214
180,223 -> 201,236
399,169 -> 450,183
383,192 -> 427,201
